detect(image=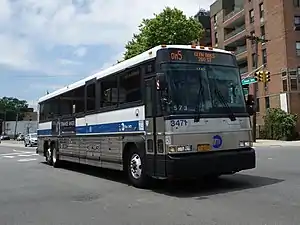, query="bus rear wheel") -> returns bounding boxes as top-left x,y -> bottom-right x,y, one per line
127,148 -> 149,188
